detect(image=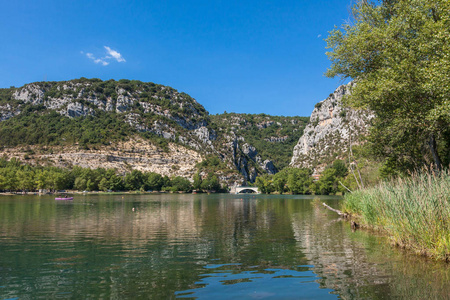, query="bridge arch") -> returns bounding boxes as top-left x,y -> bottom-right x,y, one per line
234,186 -> 260,194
